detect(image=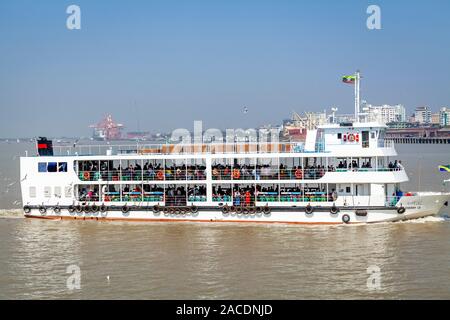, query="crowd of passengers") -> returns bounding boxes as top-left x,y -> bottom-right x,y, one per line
211,164 -> 328,180
337,160 -> 372,169
79,158 -> 404,183
79,161 -> 206,181
164,164 -> 207,180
